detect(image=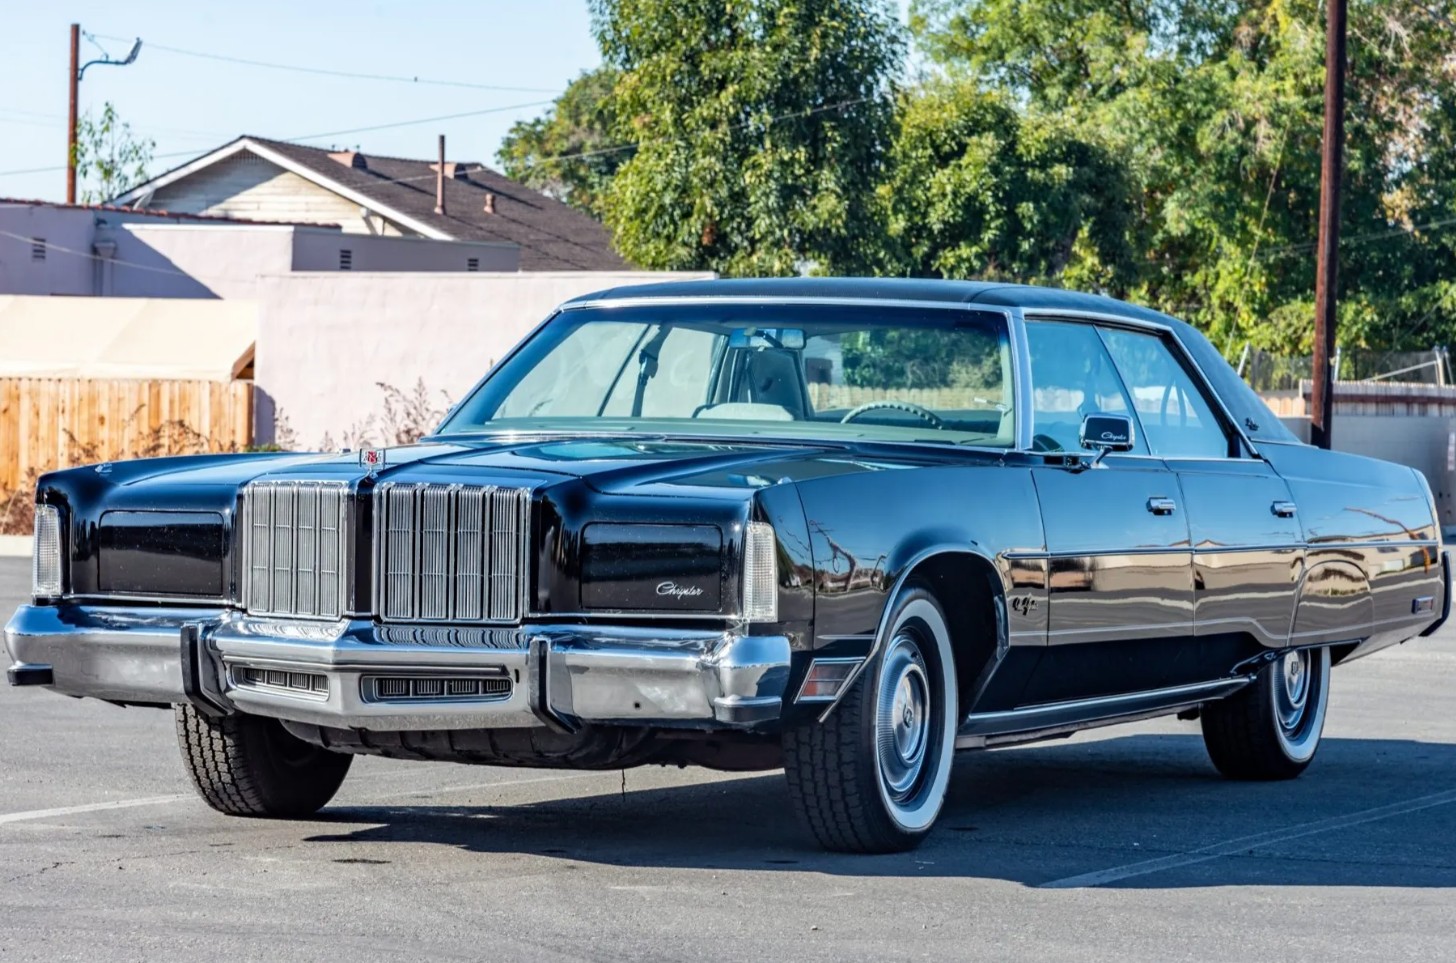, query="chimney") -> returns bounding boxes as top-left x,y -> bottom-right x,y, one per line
435,134 -> 446,215
483,192 -> 496,215
328,150 -> 367,169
